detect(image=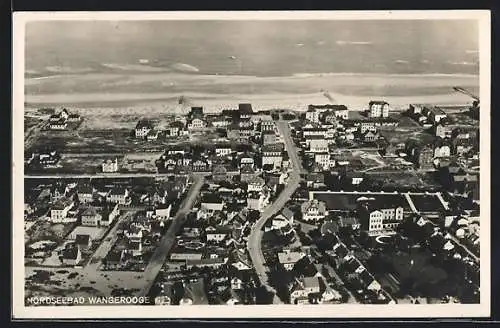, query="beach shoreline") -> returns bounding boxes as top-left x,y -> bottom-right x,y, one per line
24,71 -> 479,114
